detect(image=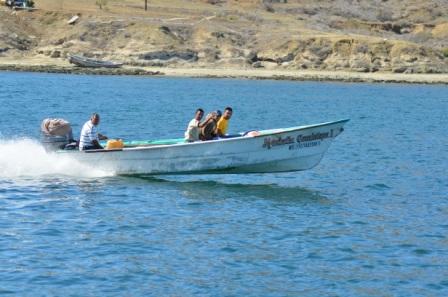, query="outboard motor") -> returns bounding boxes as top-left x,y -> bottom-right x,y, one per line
40,118 -> 77,151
